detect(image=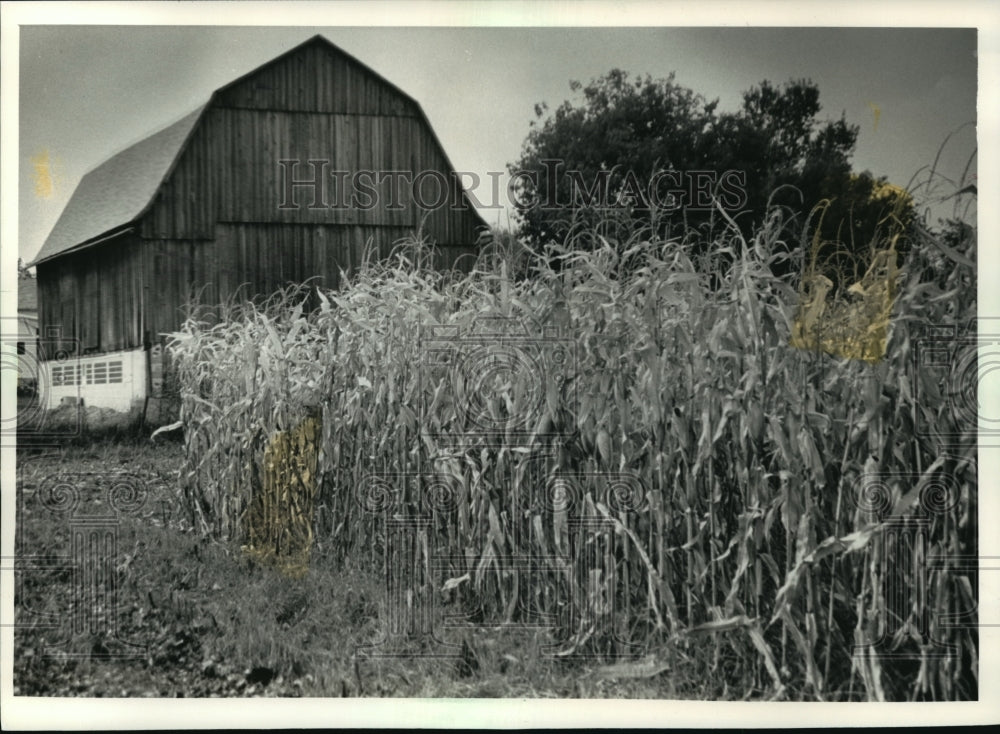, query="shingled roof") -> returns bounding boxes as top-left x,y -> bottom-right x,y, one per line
30,105 -> 205,266
30,34 -> 487,269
